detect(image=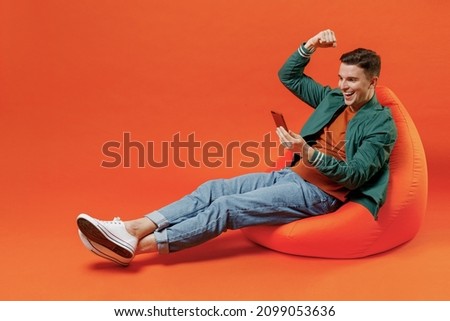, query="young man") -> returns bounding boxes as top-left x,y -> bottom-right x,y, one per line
77,29 -> 397,266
